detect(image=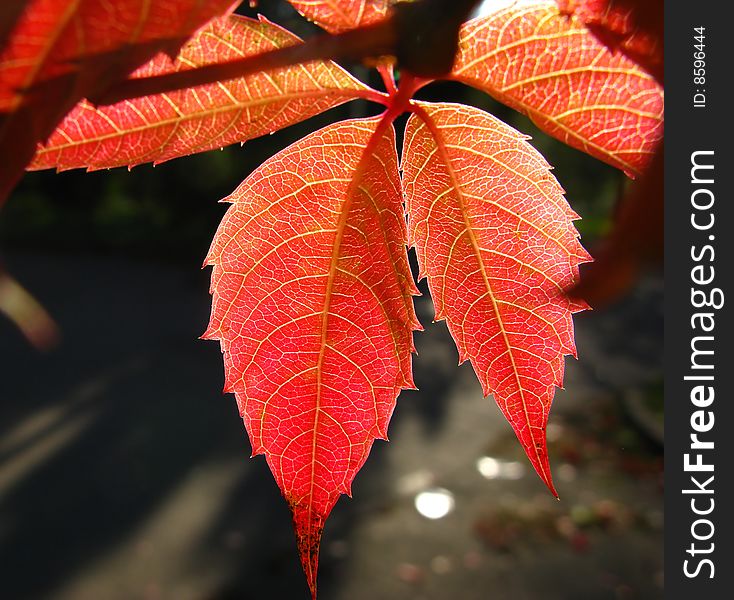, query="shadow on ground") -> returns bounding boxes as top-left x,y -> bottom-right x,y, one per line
0,252 -> 662,600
